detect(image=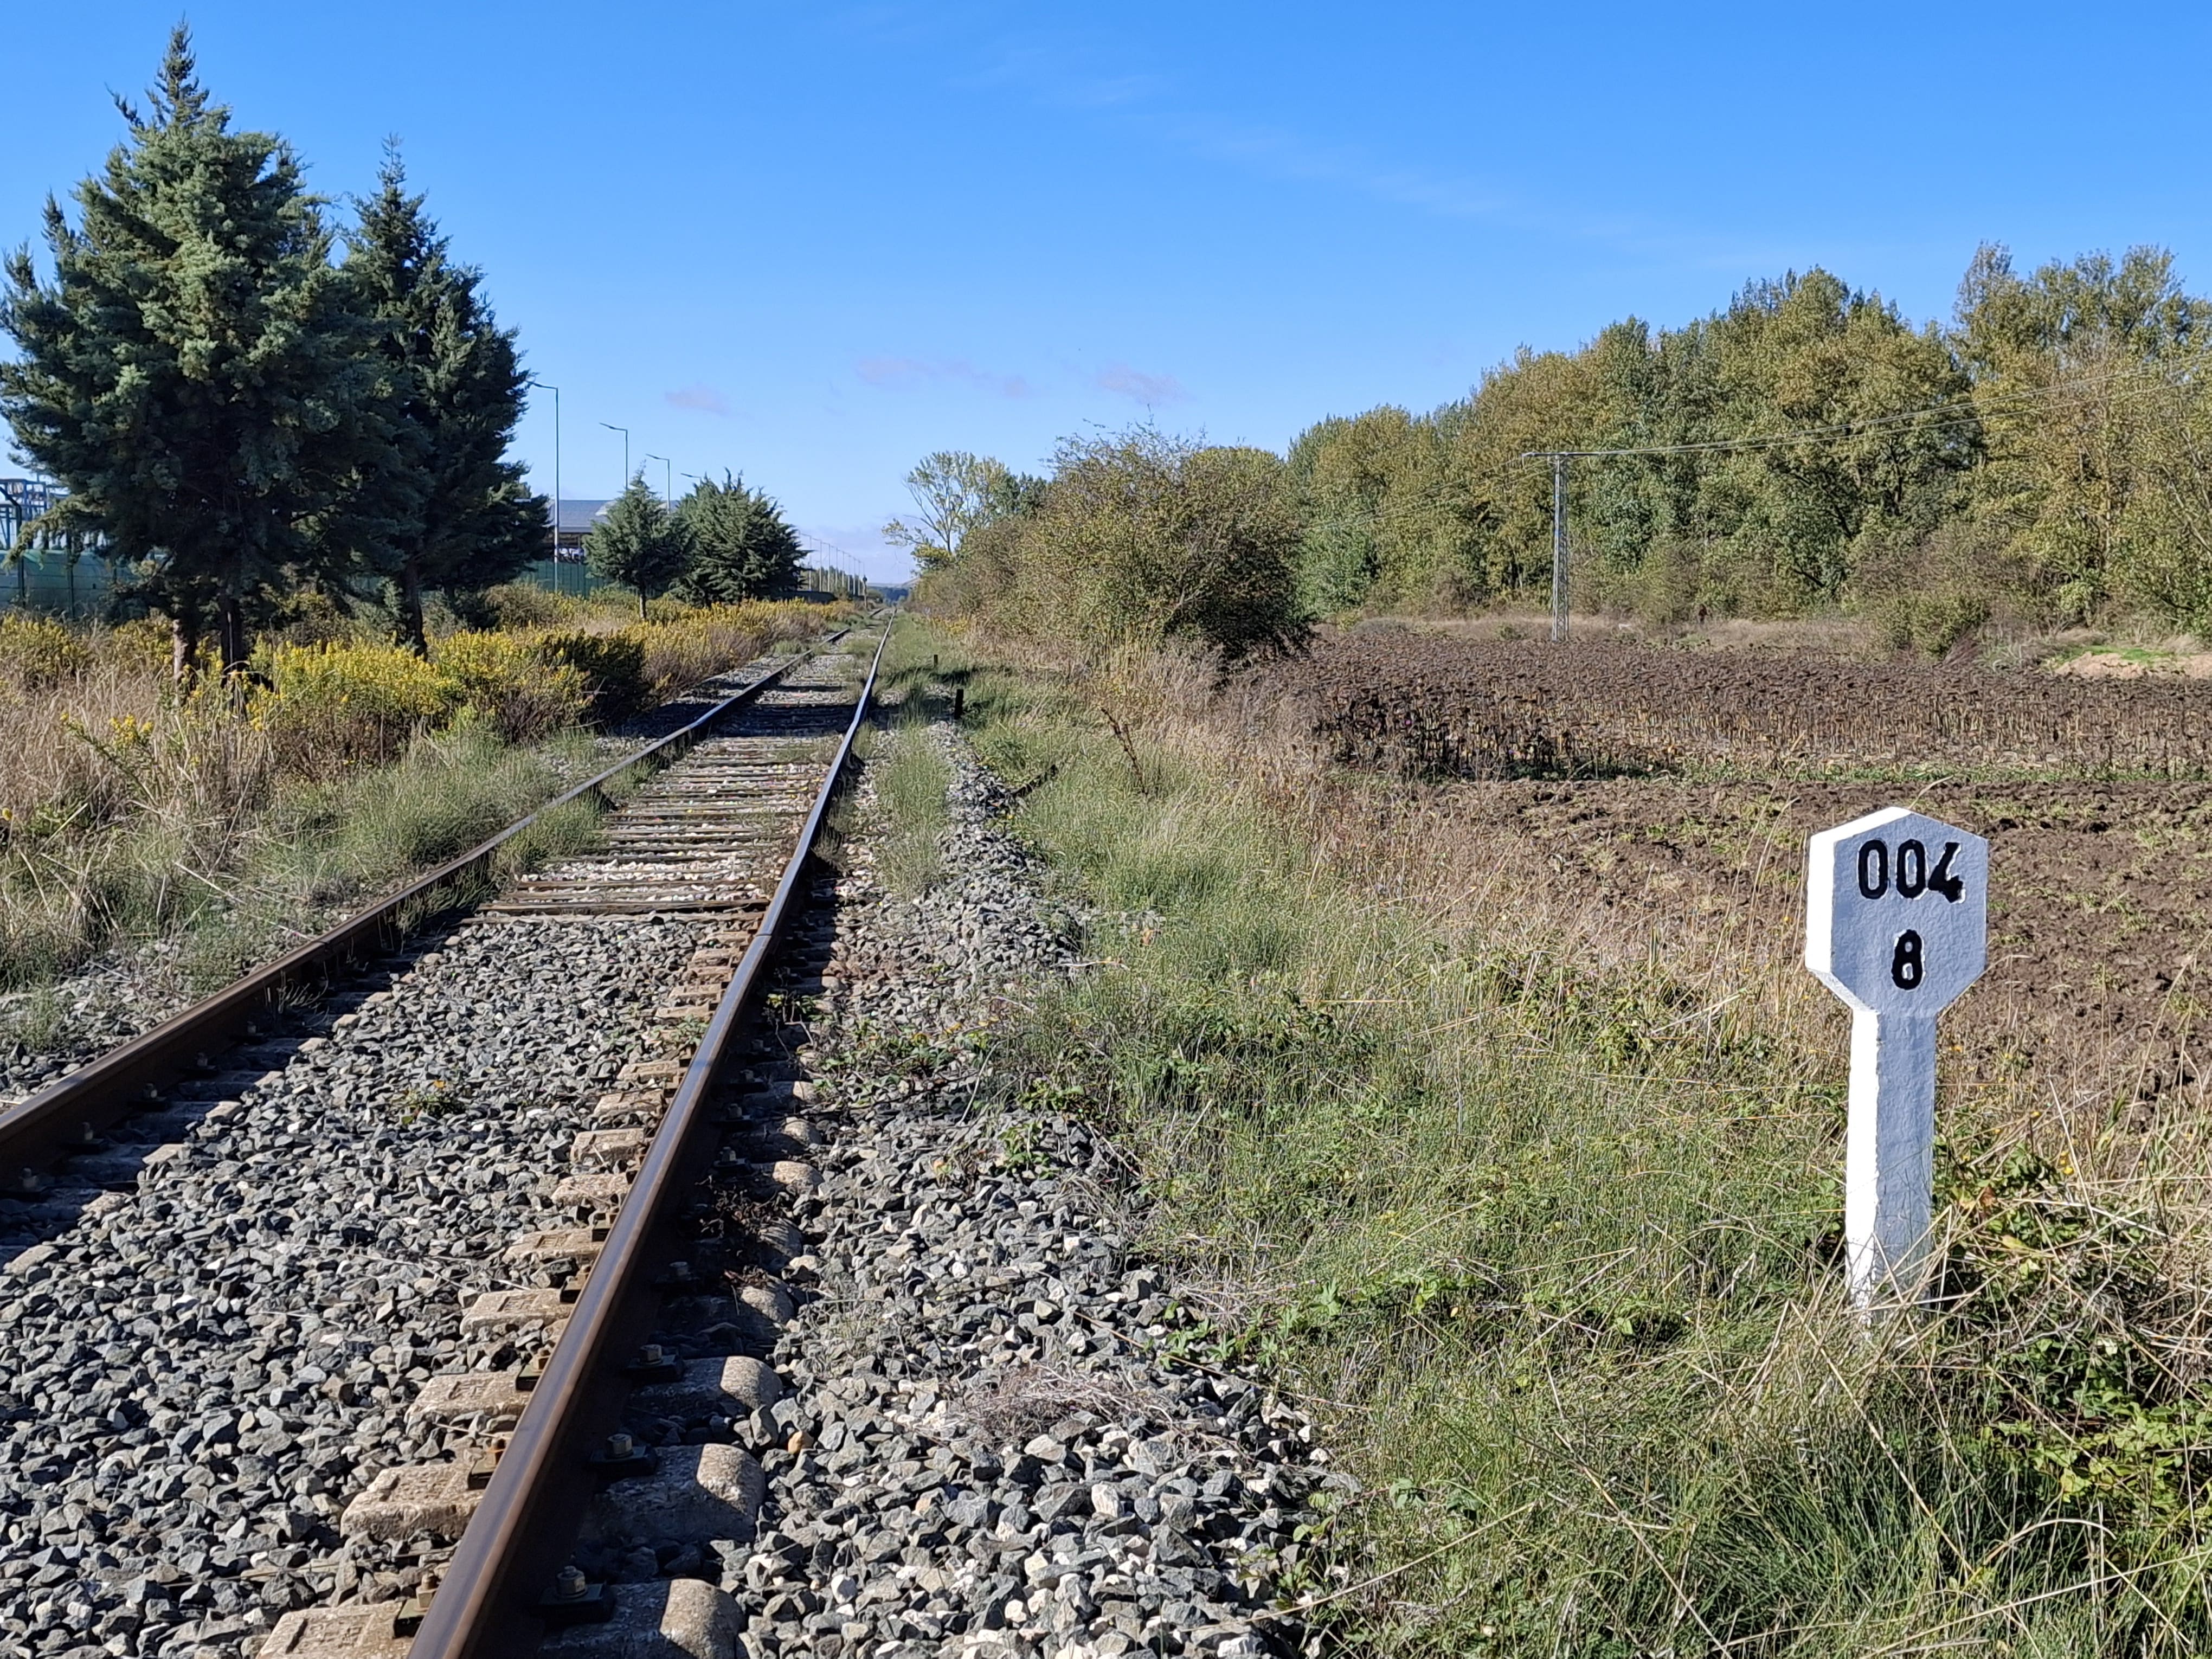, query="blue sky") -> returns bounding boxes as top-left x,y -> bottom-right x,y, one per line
9,4 -> 2212,581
